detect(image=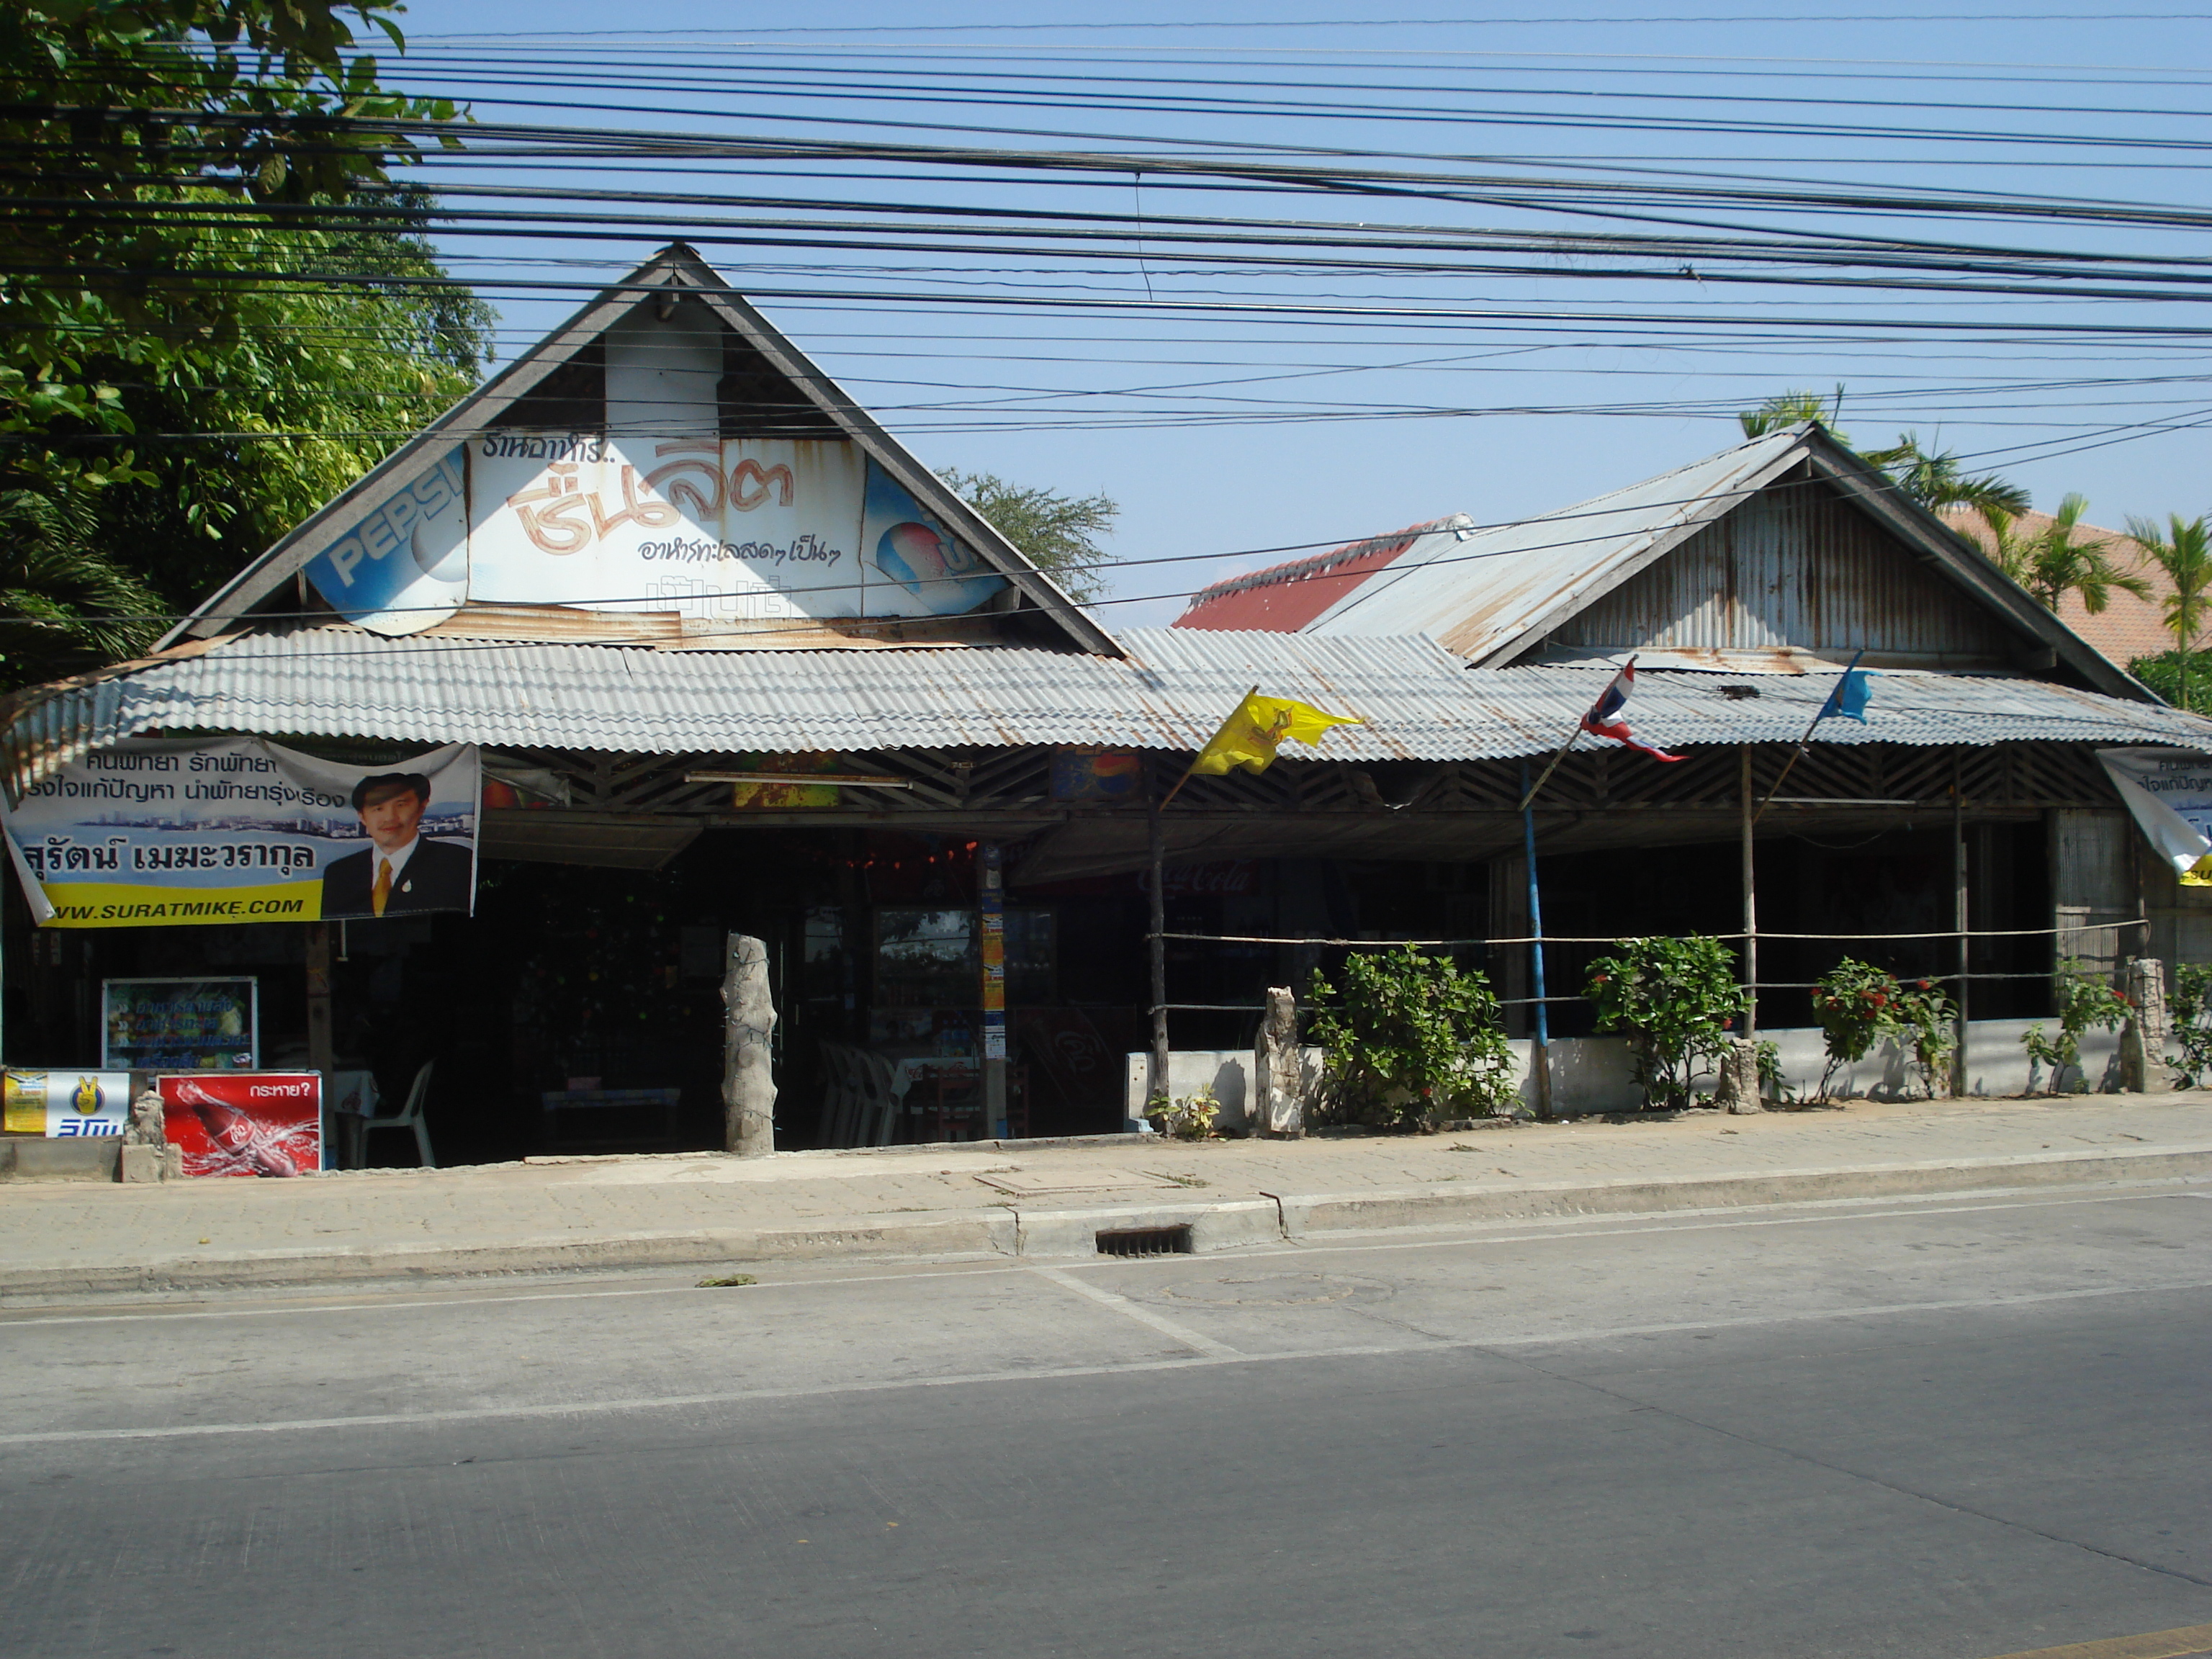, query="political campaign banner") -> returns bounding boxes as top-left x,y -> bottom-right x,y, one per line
1,738 -> 478,927
159,1072 -> 321,1178
1,1069 -> 131,1137
2097,747 -> 2212,885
